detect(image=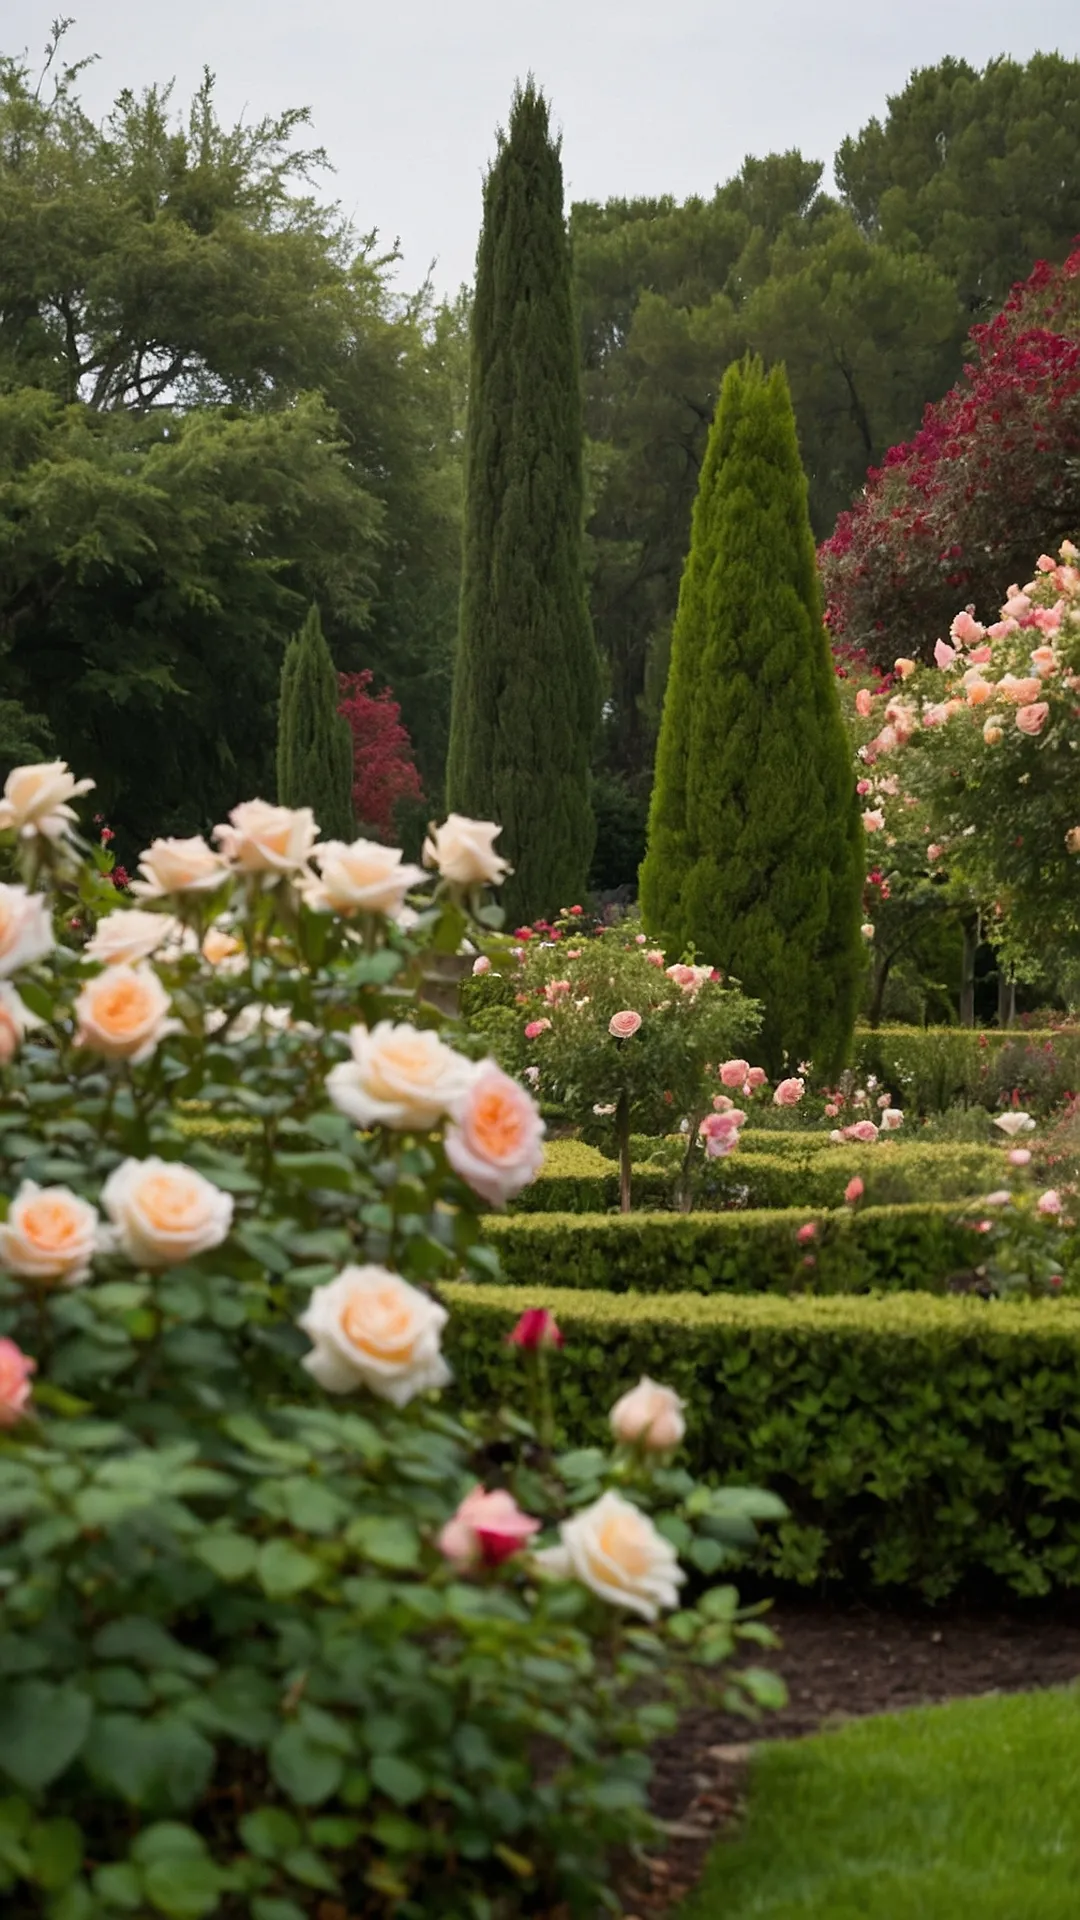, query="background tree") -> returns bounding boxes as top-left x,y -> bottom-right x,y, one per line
447,82 -> 599,923
338,670 -> 424,843
641,357 -> 863,1075
276,606 -> 354,839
